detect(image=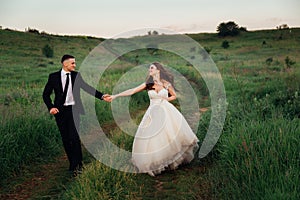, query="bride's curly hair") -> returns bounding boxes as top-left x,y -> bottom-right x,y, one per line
145,62 -> 174,91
